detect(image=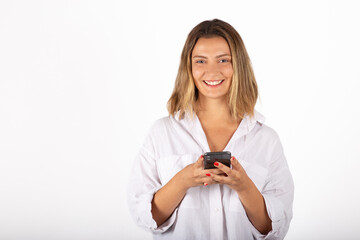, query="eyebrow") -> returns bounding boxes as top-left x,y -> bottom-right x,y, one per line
192,54 -> 231,59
